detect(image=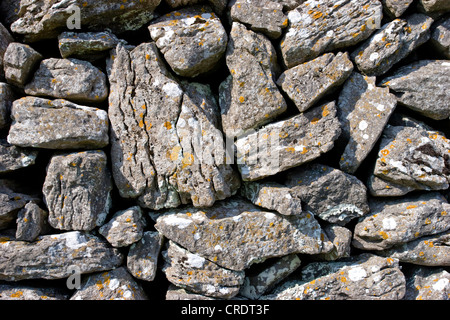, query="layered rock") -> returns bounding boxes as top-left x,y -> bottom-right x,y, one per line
0,183 -> 38,230
58,31 -> 121,60
0,284 -> 69,300
381,0 -> 415,18
3,43 -> 42,87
